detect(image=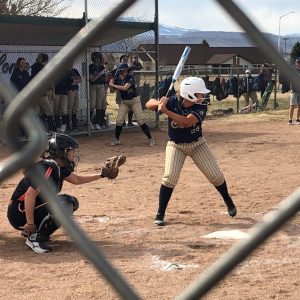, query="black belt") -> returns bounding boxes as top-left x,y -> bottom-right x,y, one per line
170,136 -> 202,144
